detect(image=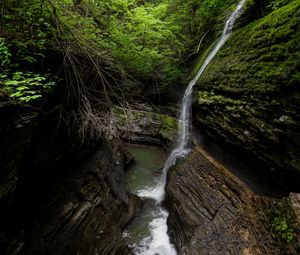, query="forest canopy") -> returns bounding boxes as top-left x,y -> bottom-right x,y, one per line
0,0 -> 239,97
0,0 -> 283,137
